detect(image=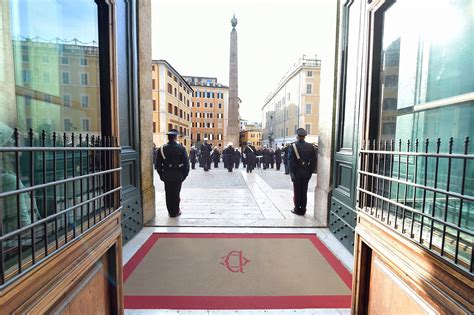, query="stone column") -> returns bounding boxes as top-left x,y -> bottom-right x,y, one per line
313,1 -> 339,225
227,15 -> 240,146
137,0 -> 155,224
